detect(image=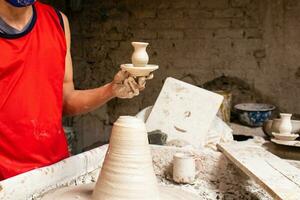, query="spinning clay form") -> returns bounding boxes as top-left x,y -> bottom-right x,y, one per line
92,116 -> 160,200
